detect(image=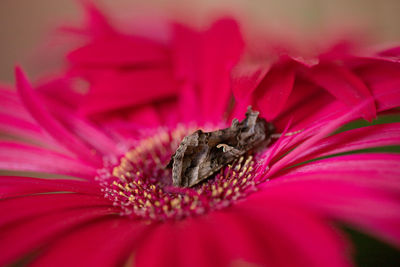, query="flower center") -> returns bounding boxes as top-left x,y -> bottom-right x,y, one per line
99,125 -> 264,221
